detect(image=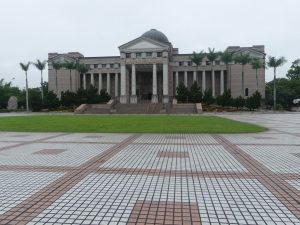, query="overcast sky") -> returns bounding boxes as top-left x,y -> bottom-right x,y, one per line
0,0 -> 299,89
